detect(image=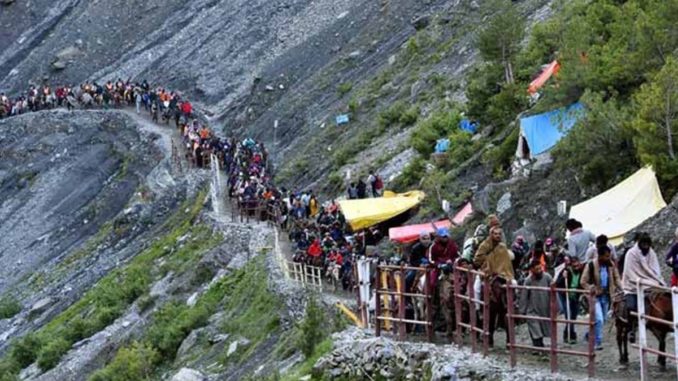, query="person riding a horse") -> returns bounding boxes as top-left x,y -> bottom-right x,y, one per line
473,226 -> 515,347
622,233 -> 665,342
616,233 -> 674,369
